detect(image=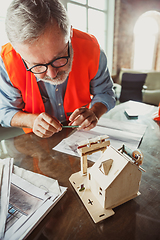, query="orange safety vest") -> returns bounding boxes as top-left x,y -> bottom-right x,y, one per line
1,29 -> 100,133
